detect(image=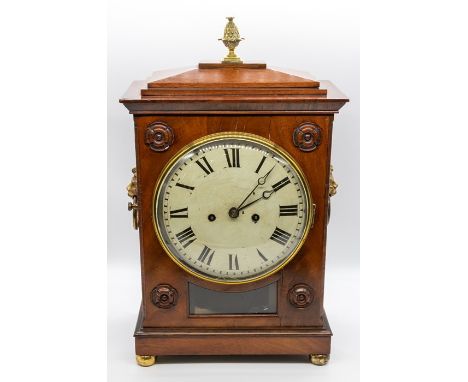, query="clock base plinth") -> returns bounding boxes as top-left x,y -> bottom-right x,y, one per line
134,307 -> 332,362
